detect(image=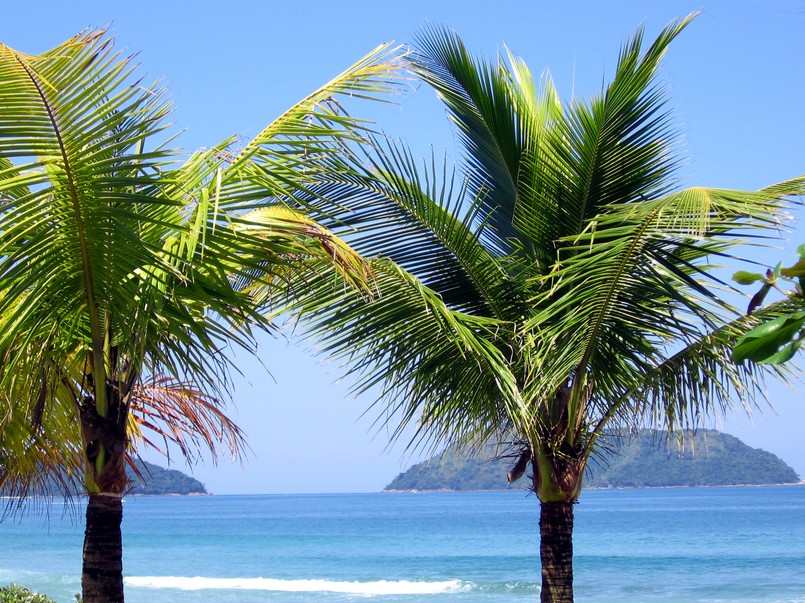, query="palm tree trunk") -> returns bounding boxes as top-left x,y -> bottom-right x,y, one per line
539,500 -> 574,603
82,493 -> 124,603
79,384 -> 129,603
